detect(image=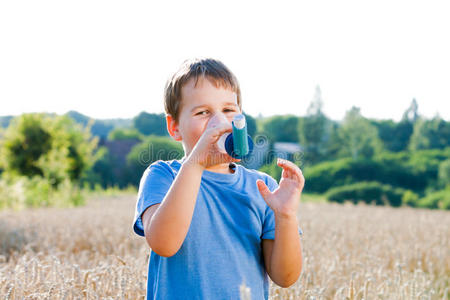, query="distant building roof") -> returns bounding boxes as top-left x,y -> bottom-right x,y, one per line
273,142 -> 302,153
